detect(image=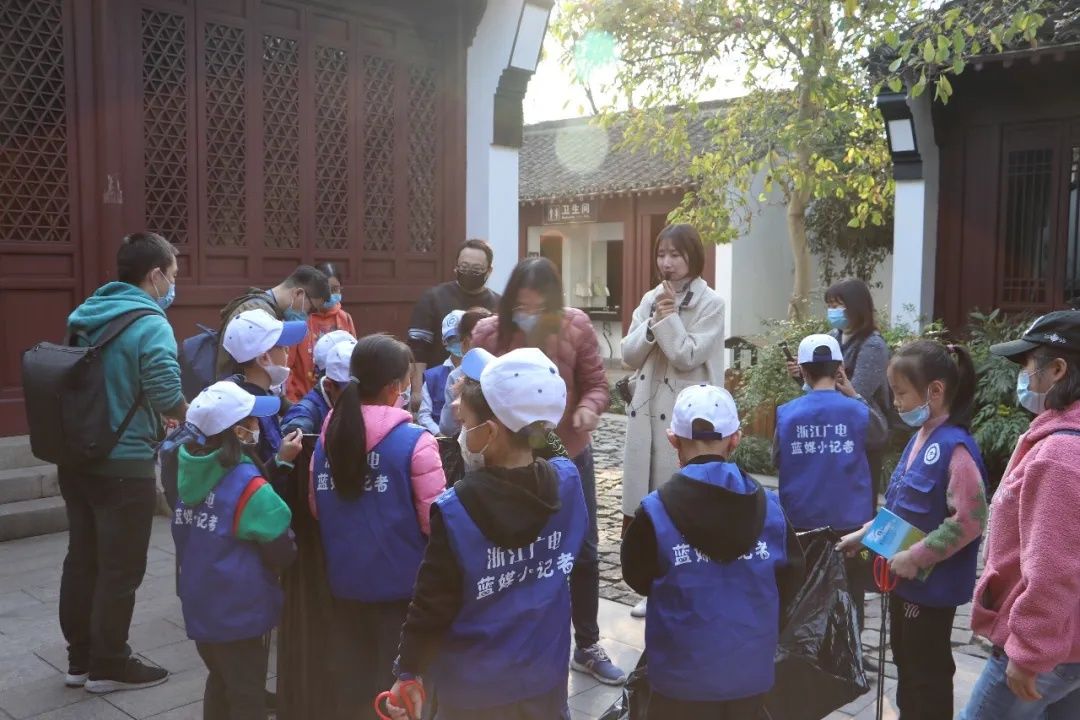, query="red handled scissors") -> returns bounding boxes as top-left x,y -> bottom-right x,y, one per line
873,555 -> 898,593
375,679 -> 425,720
872,554 -> 897,720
